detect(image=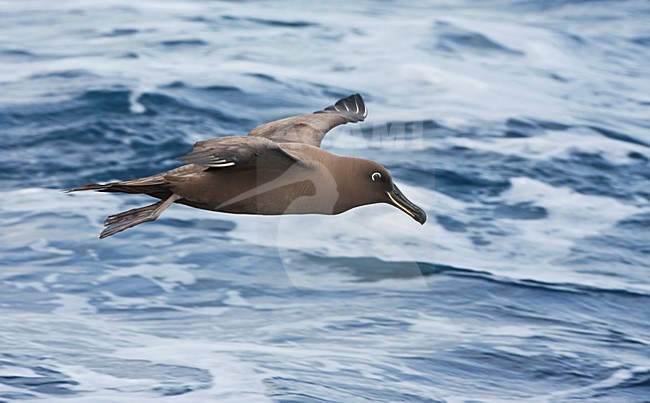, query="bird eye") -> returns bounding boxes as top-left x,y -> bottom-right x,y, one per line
371,172 -> 382,182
